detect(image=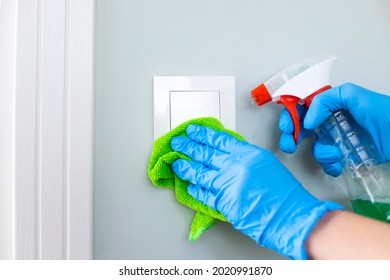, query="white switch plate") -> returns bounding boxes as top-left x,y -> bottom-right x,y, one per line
170,91 -> 220,129
153,76 -> 235,139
